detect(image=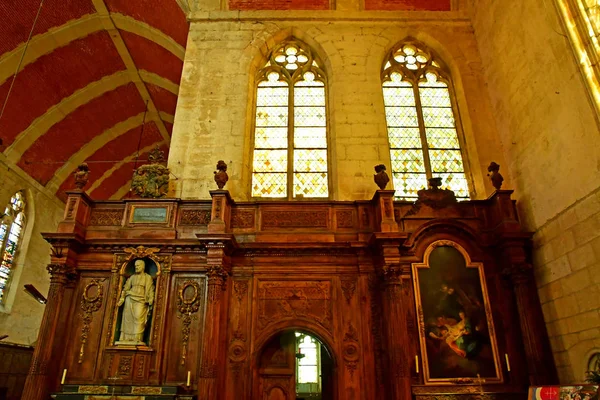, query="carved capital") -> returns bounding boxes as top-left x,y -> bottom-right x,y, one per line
503,263 -> 533,285
207,265 -> 228,303
382,264 -> 403,284
46,263 -> 76,283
